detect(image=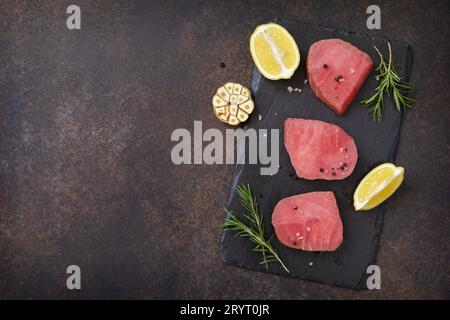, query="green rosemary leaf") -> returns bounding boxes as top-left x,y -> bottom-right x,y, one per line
361,43 -> 415,121
222,184 -> 289,273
